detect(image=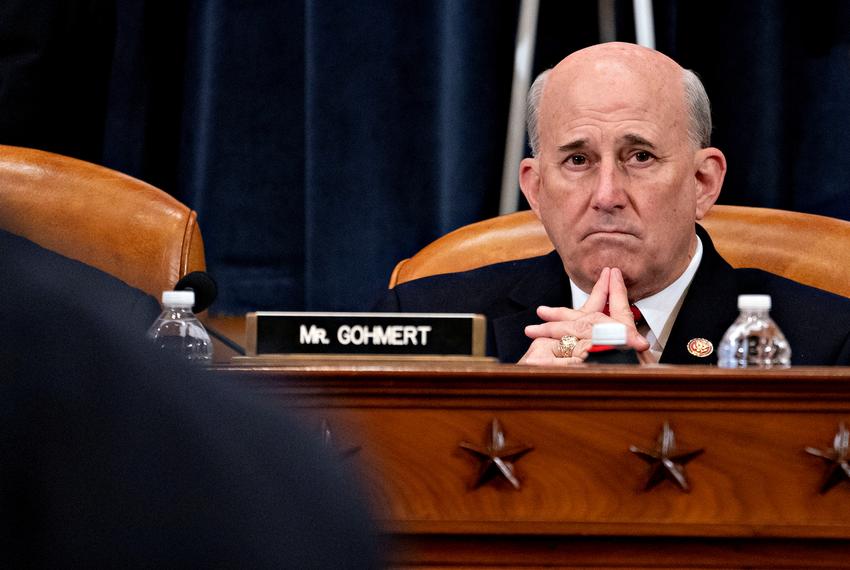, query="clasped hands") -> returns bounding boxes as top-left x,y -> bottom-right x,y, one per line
519,267 -> 651,365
